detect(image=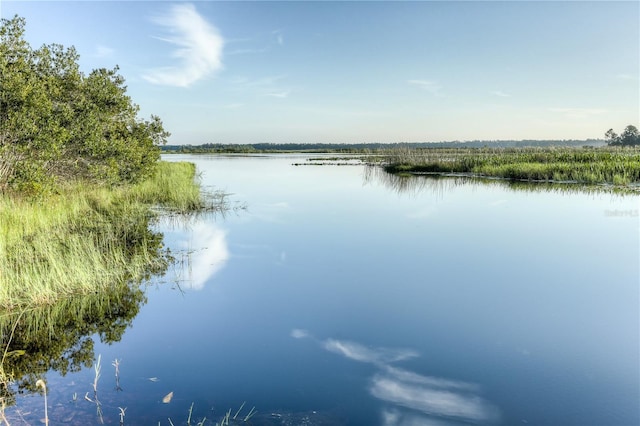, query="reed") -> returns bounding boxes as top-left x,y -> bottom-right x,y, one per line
0,161 -> 219,310
382,146 -> 640,186
118,407 -> 126,426
126,161 -> 209,213
0,398 -> 8,426
91,354 -> 104,424
93,354 -> 101,396
113,359 -> 122,391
